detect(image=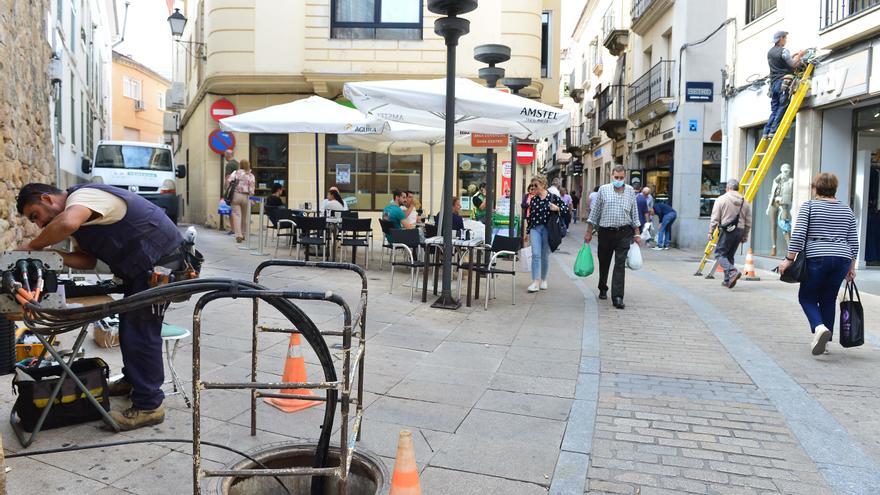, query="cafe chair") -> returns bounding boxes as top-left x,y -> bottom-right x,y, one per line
472,235 -> 521,310
267,207 -> 297,256
292,216 -> 329,261
388,228 -> 427,302
339,218 -> 373,268
378,218 -> 396,269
